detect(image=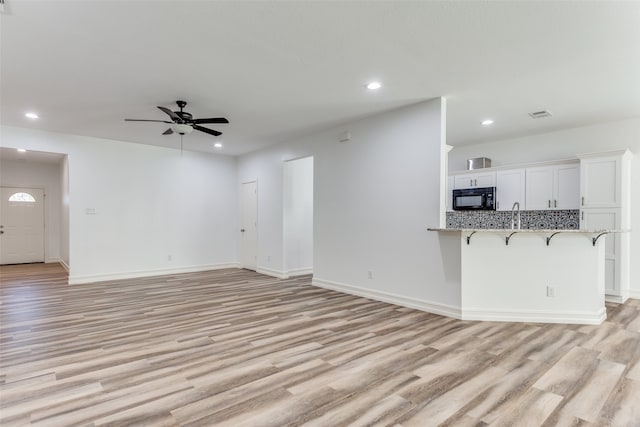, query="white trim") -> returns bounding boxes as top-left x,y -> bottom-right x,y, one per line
627,289 -> 640,300
461,307 -> 606,325
312,277 -> 462,319
46,257 -> 69,272
605,294 -> 628,304
68,263 -> 240,285
286,267 -> 313,277
256,266 -> 289,279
